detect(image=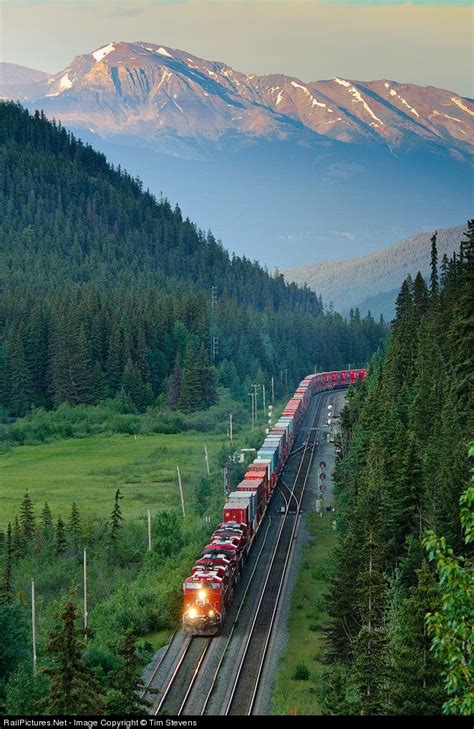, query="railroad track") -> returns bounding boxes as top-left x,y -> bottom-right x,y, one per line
223,394 -> 324,715
148,392 -> 325,716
